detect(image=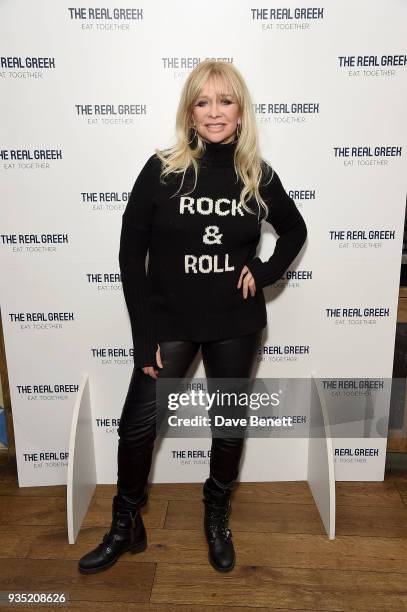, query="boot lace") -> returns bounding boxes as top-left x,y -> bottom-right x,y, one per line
205,505 -> 232,542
